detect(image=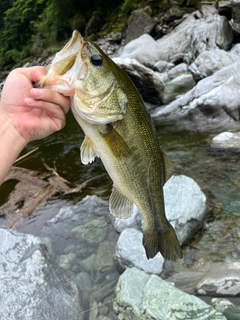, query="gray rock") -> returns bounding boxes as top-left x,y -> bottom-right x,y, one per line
118,7 -> 232,67
153,60 -> 175,72
151,61 -> 240,130
113,267 -> 226,320
159,63 -> 196,104
125,9 -> 157,43
164,175 -> 207,245
0,228 -> 81,320
189,49 -> 240,80
114,228 -> 164,274
212,298 -> 240,320
196,261 -> 240,296
113,57 -> 164,104
210,132 -> 240,150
